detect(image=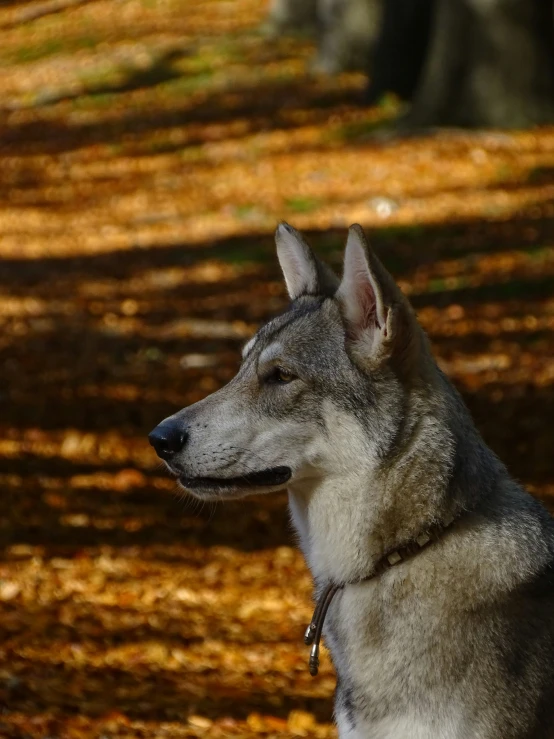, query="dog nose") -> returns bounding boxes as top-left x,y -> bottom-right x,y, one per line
148,422 -> 188,460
